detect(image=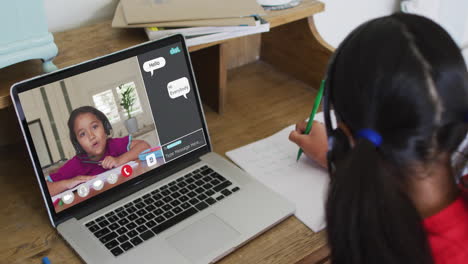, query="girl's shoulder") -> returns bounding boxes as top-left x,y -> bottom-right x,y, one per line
49,156 -> 84,181
107,135 -> 131,146
107,136 -> 131,154
423,178 -> 468,264
60,155 -> 82,168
